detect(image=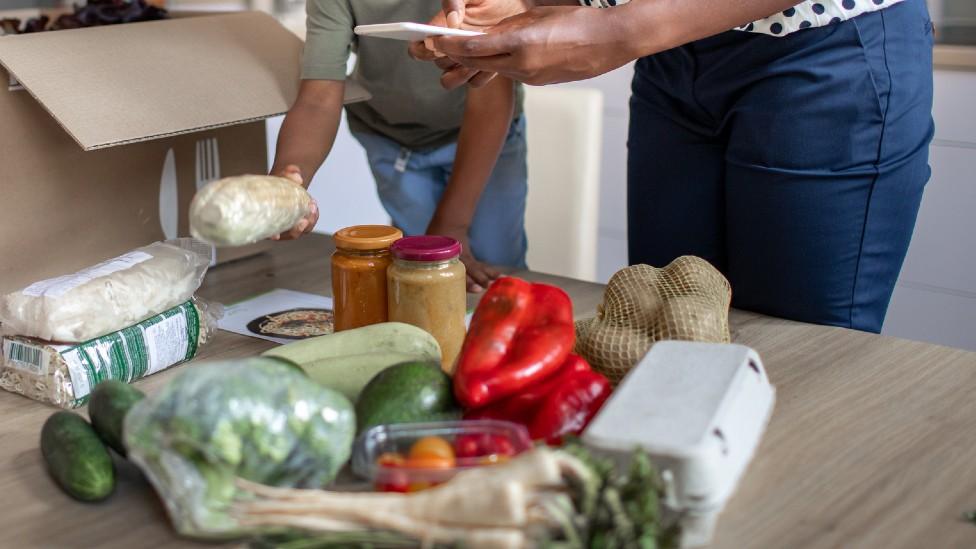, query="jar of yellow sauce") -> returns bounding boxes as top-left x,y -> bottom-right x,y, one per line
388,236 -> 467,373
332,225 -> 402,332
